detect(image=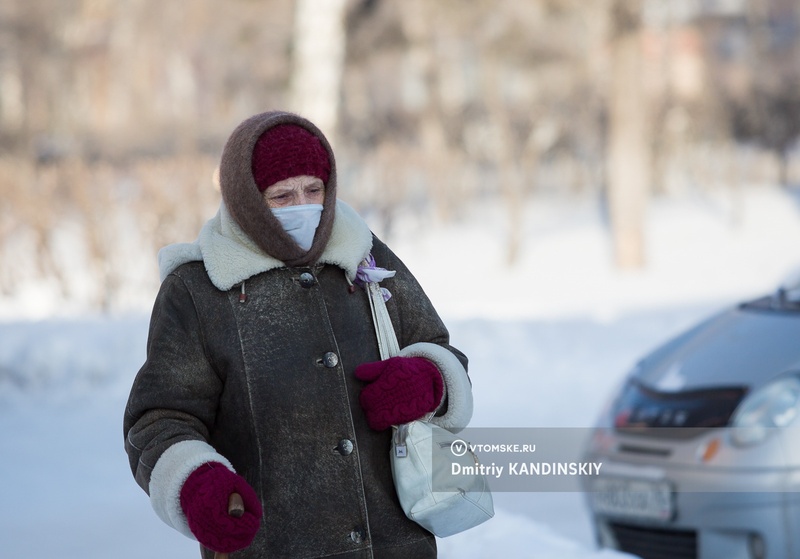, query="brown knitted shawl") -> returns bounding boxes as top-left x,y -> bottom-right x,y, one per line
218,111 -> 337,267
